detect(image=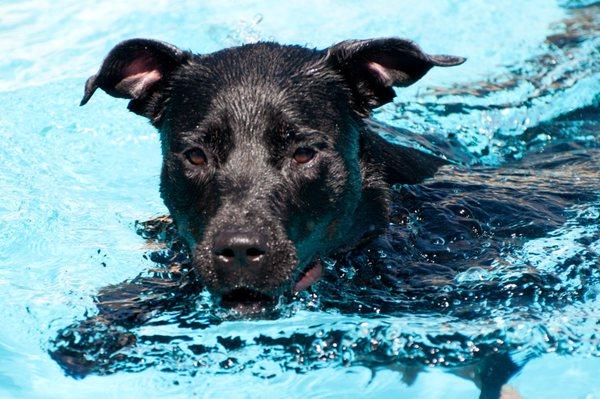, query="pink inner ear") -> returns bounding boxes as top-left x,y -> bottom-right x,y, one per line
366,61 -> 393,86
118,56 -> 163,99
